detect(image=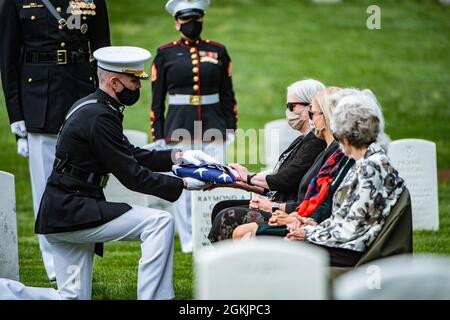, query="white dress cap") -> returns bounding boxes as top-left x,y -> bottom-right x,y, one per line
165,0 -> 210,17
93,46 -> 152,79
